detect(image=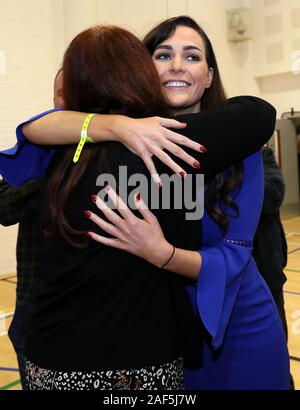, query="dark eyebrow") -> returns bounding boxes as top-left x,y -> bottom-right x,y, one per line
183,45 -> 202,52
155,45 -> 202,53
155,45 -> 172,50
